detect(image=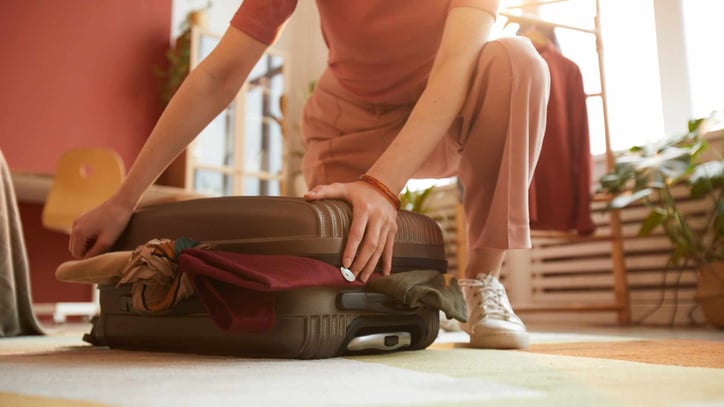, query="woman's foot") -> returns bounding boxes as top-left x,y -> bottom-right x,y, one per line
460,274 -> 529,349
